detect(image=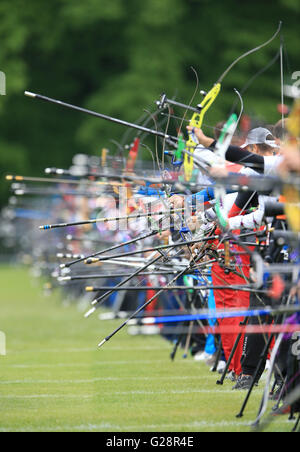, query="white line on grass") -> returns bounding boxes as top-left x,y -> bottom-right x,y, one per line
0,375 -> 217,385
0,388 -> 250,399
0,416 -> 293,433
8,345 -> 171,355
0,420 -> 264,432
112,389 -> 248,395
6,359 -> 200,369
0,394 -> 93,399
